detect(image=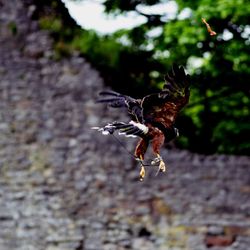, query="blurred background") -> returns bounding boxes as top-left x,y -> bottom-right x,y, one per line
0,0 -> 249,250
